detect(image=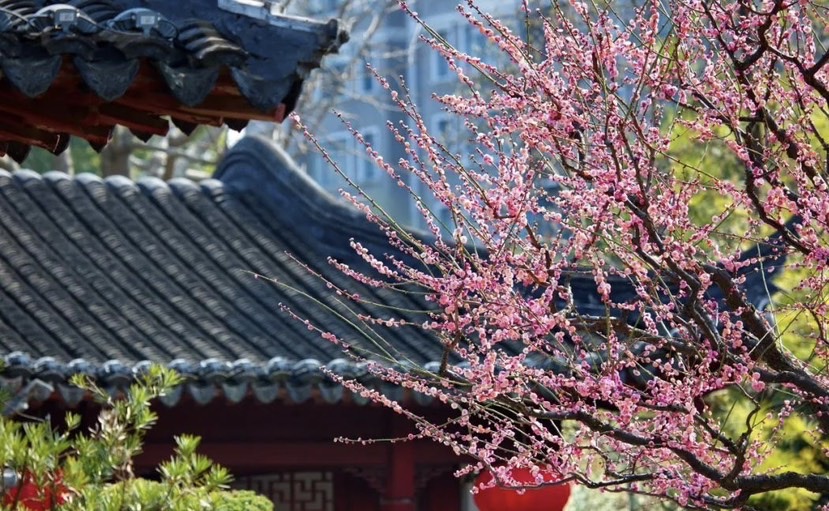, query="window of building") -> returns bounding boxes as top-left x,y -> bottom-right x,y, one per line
433,115 -> 452,145
436,205 -> 454,232
431,28 -> 453,82
322,56 -> 349,98
321,133 -> 353,184
467,23 -> 500,68
432,114 -> 466,158
359,63 -> 376,93
307,151 -> 327,186
464,24 -> 489,56
306,0 -> 337,15
356,129 -> 381,183
233,471 -> 334,511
